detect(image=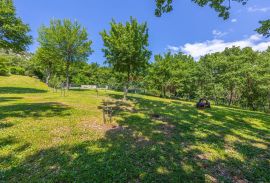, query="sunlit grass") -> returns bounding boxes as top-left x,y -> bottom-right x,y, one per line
0,75 -> 269,182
